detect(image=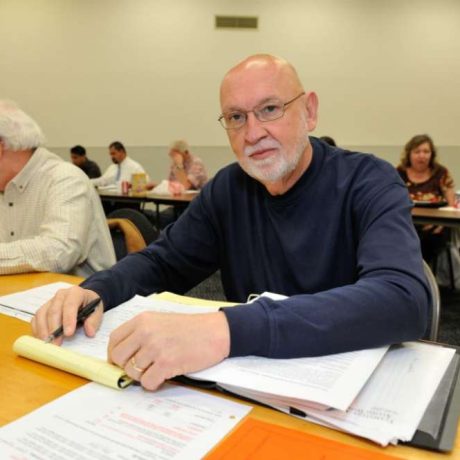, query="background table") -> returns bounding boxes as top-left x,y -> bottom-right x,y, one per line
98,189 -> 197,222
1,272 -> 458,459
412,207 -> 460,228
